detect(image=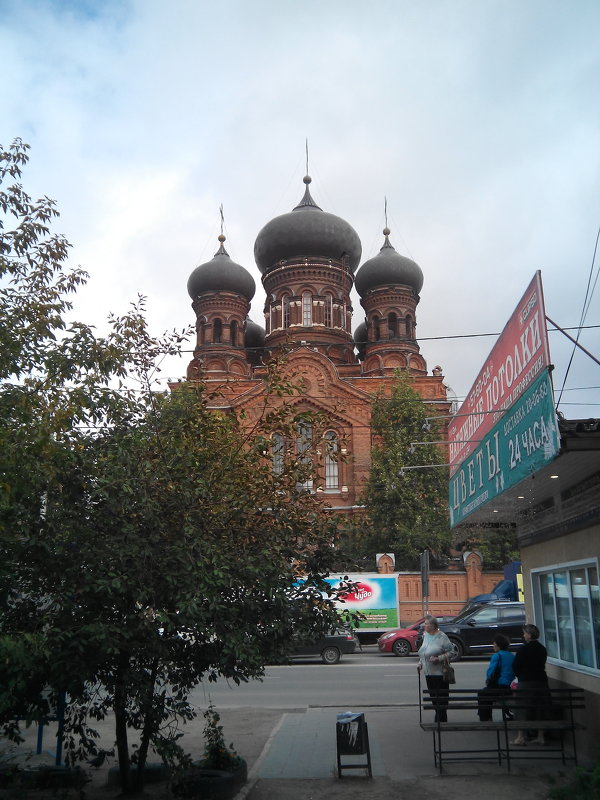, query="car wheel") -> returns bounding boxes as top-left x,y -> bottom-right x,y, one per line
321,646 -> 341,664
392,639 -> 411,657
448,638 -> 463,662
